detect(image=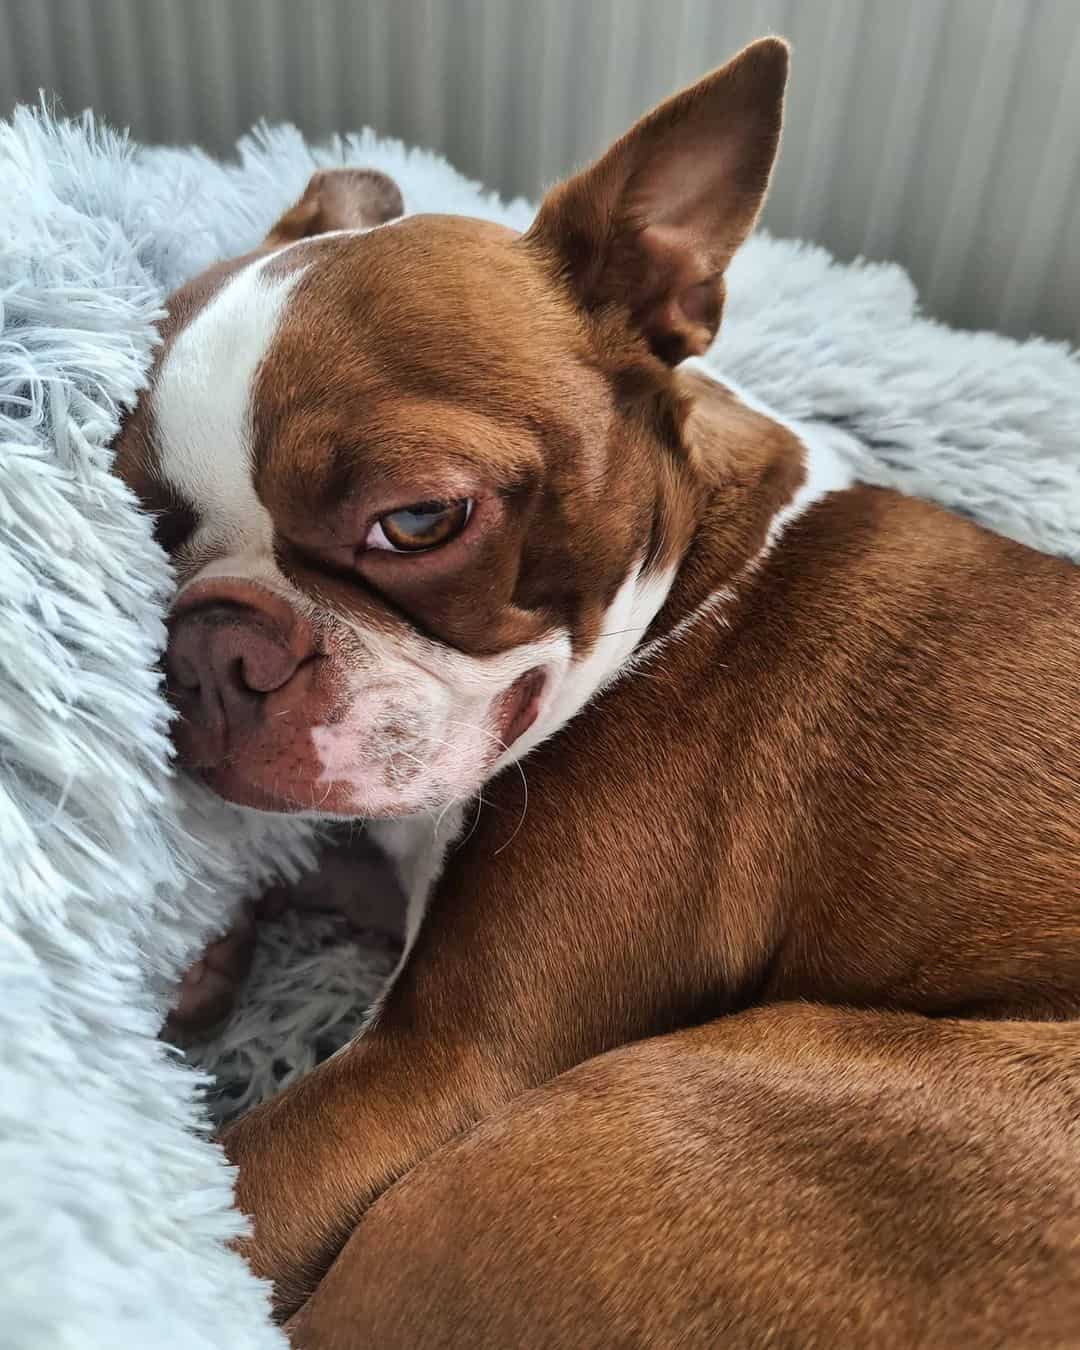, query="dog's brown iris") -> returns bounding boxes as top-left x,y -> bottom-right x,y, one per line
376,498 -> 472,552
